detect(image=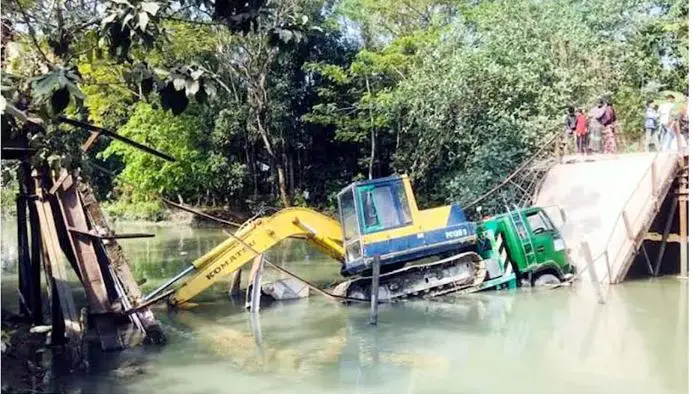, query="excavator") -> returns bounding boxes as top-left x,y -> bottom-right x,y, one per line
141,174 -> 574,308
